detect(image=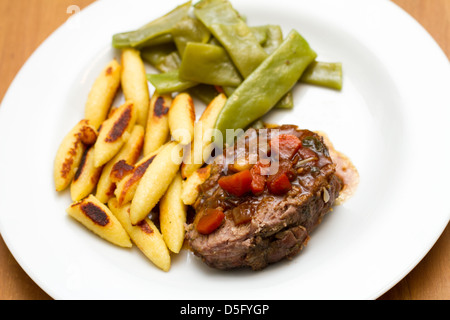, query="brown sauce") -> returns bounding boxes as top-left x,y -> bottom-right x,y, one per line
315,131 -> 359,205
195,125 -> 338,226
